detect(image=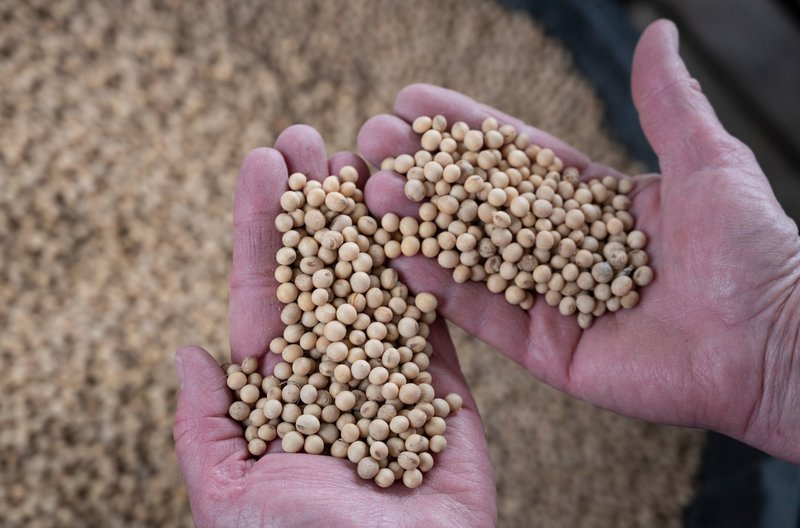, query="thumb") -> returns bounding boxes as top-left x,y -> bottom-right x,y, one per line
632,19 -> 753,175
173,346 -> 248,490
